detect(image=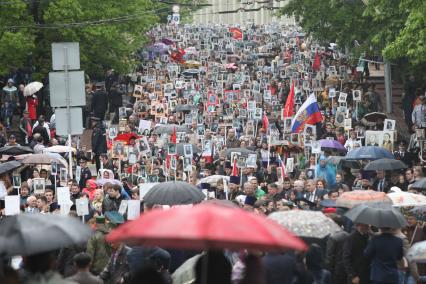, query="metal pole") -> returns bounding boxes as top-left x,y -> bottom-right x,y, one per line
384,60 -> 392,113
64,46 -> 73,179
